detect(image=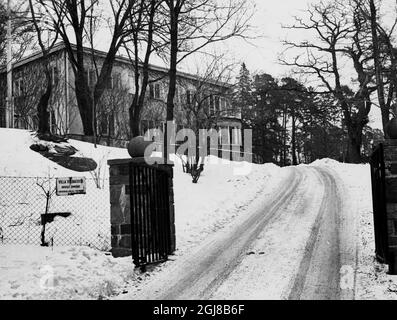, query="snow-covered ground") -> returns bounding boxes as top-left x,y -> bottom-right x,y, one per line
0,129 -> 129,249
0,128 -> 129,178
173,158 -> 288,254
1,128 -> 394,300
0,245 -> 139,300
210,166 -> 325,300
0,128 -> 286,299
312,158 -> 397,300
